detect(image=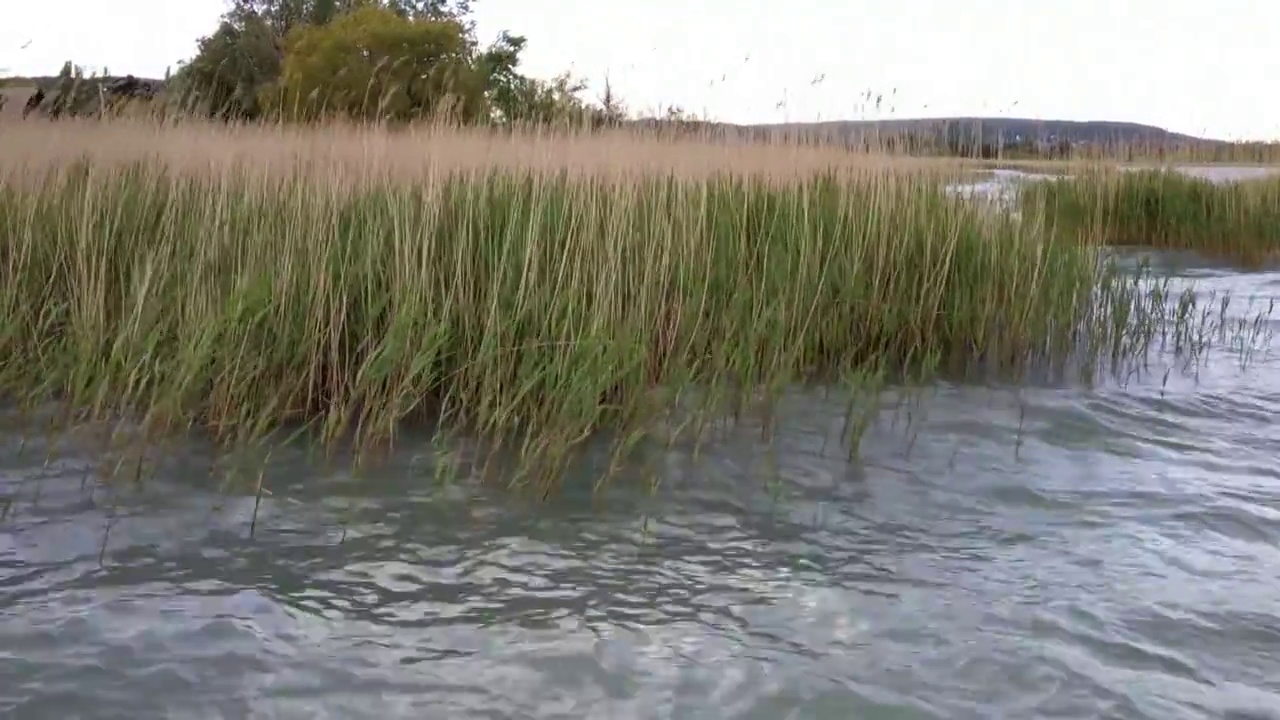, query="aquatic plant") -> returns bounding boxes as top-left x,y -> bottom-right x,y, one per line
0,119 -> 1267,498
1021,168 -> 1280,267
